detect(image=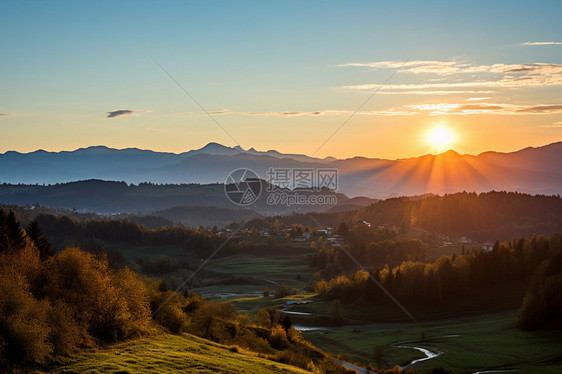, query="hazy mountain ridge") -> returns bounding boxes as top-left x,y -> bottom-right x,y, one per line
1,142 -> 561,198
0,179 -> 372,217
